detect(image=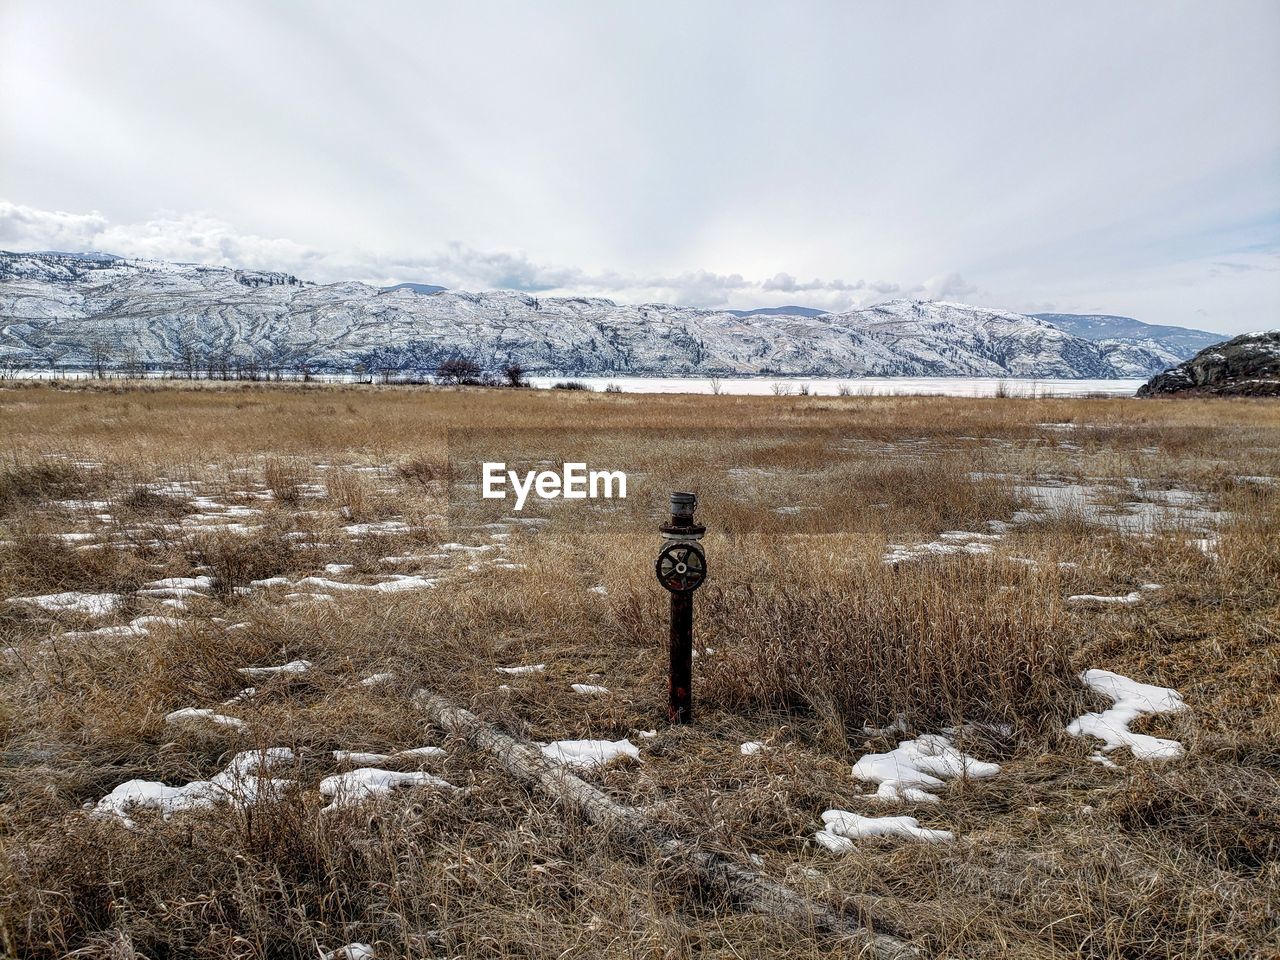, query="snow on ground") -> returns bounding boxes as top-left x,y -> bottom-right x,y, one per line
541,738 -> 640,768
61,613 -> 181,640
322,945 -> 375,960
1068,669 -> 1188,761
571,683 -> 610,696
814,810 -> 954,850
239,659 -> 312,680
164,707 -> 247,731
740,741 -> 765,756
343,520 -> 411,536
8,591 -> 123,616
319,768 -> 456,812
852,733 -> 1001,803
94,748 -> 295,828
333,746 -> 446,765
1068,591 -> 1144,605
883,531 -> 1000,565
293,574 -> 438,593
495,664 -> 545,675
